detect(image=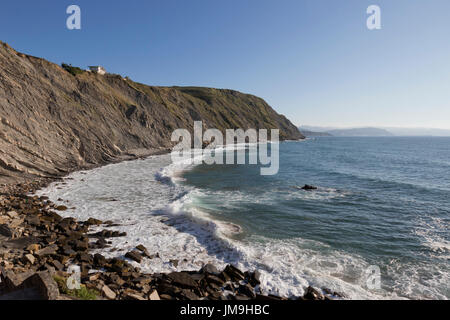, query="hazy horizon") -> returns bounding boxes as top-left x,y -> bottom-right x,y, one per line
299,125 -> 450,130
299,125 -> 450,136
